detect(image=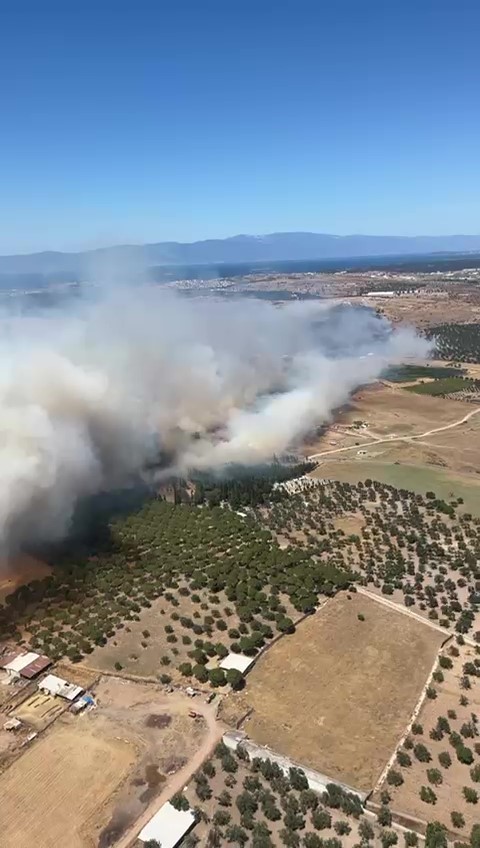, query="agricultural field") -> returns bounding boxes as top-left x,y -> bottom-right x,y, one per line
0,676 -> 214,848
177,739 -> 422,848
221,593 -> 444,792
1,720 -> 136,848
0,496 -> 351,685
405,377 -> 479,397
258,478 -> 480,637
373,640 -> 480,838
384,364 -> 466,383
427,323 -> 480,364
311,460 -> 480,517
